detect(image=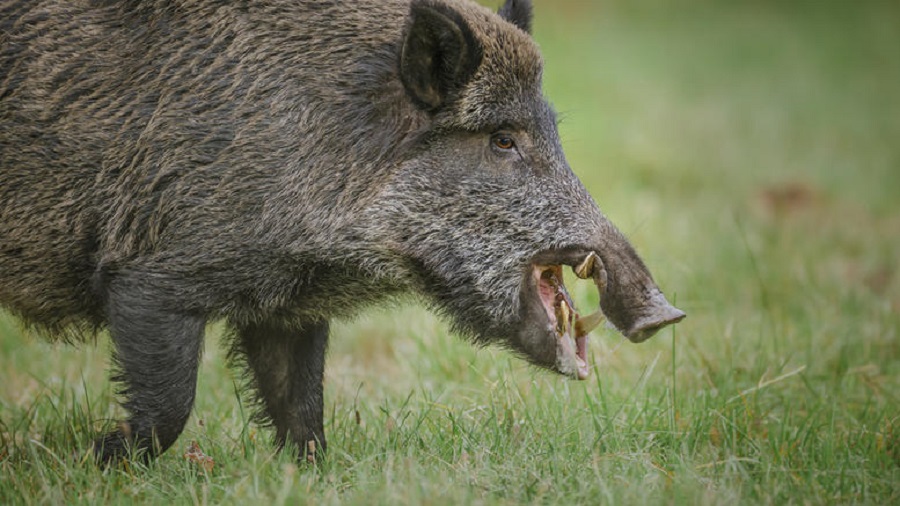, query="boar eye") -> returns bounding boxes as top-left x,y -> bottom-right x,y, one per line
491,133 -> 516,151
